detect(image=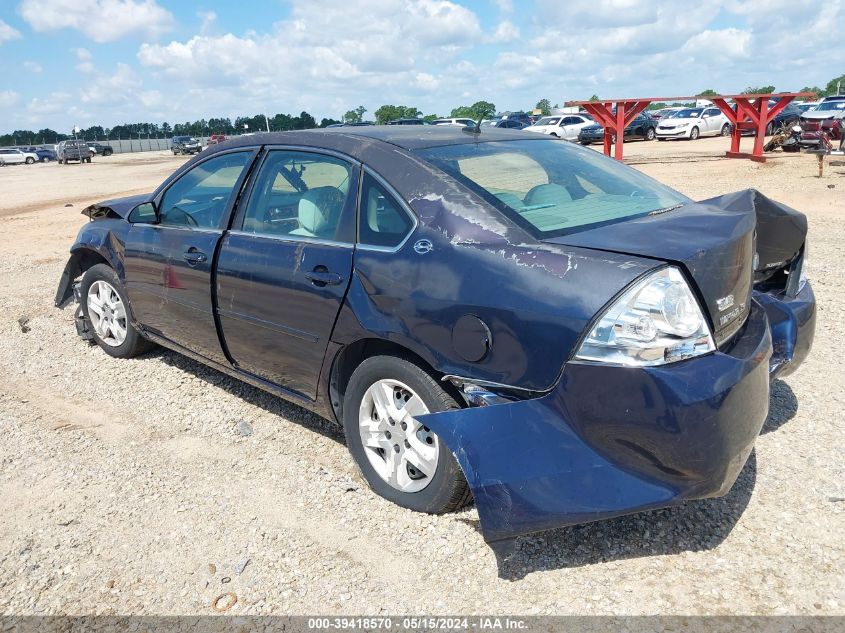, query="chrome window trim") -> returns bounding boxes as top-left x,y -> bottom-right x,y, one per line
356,166 -> 419,254
227,230 -> 353,249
